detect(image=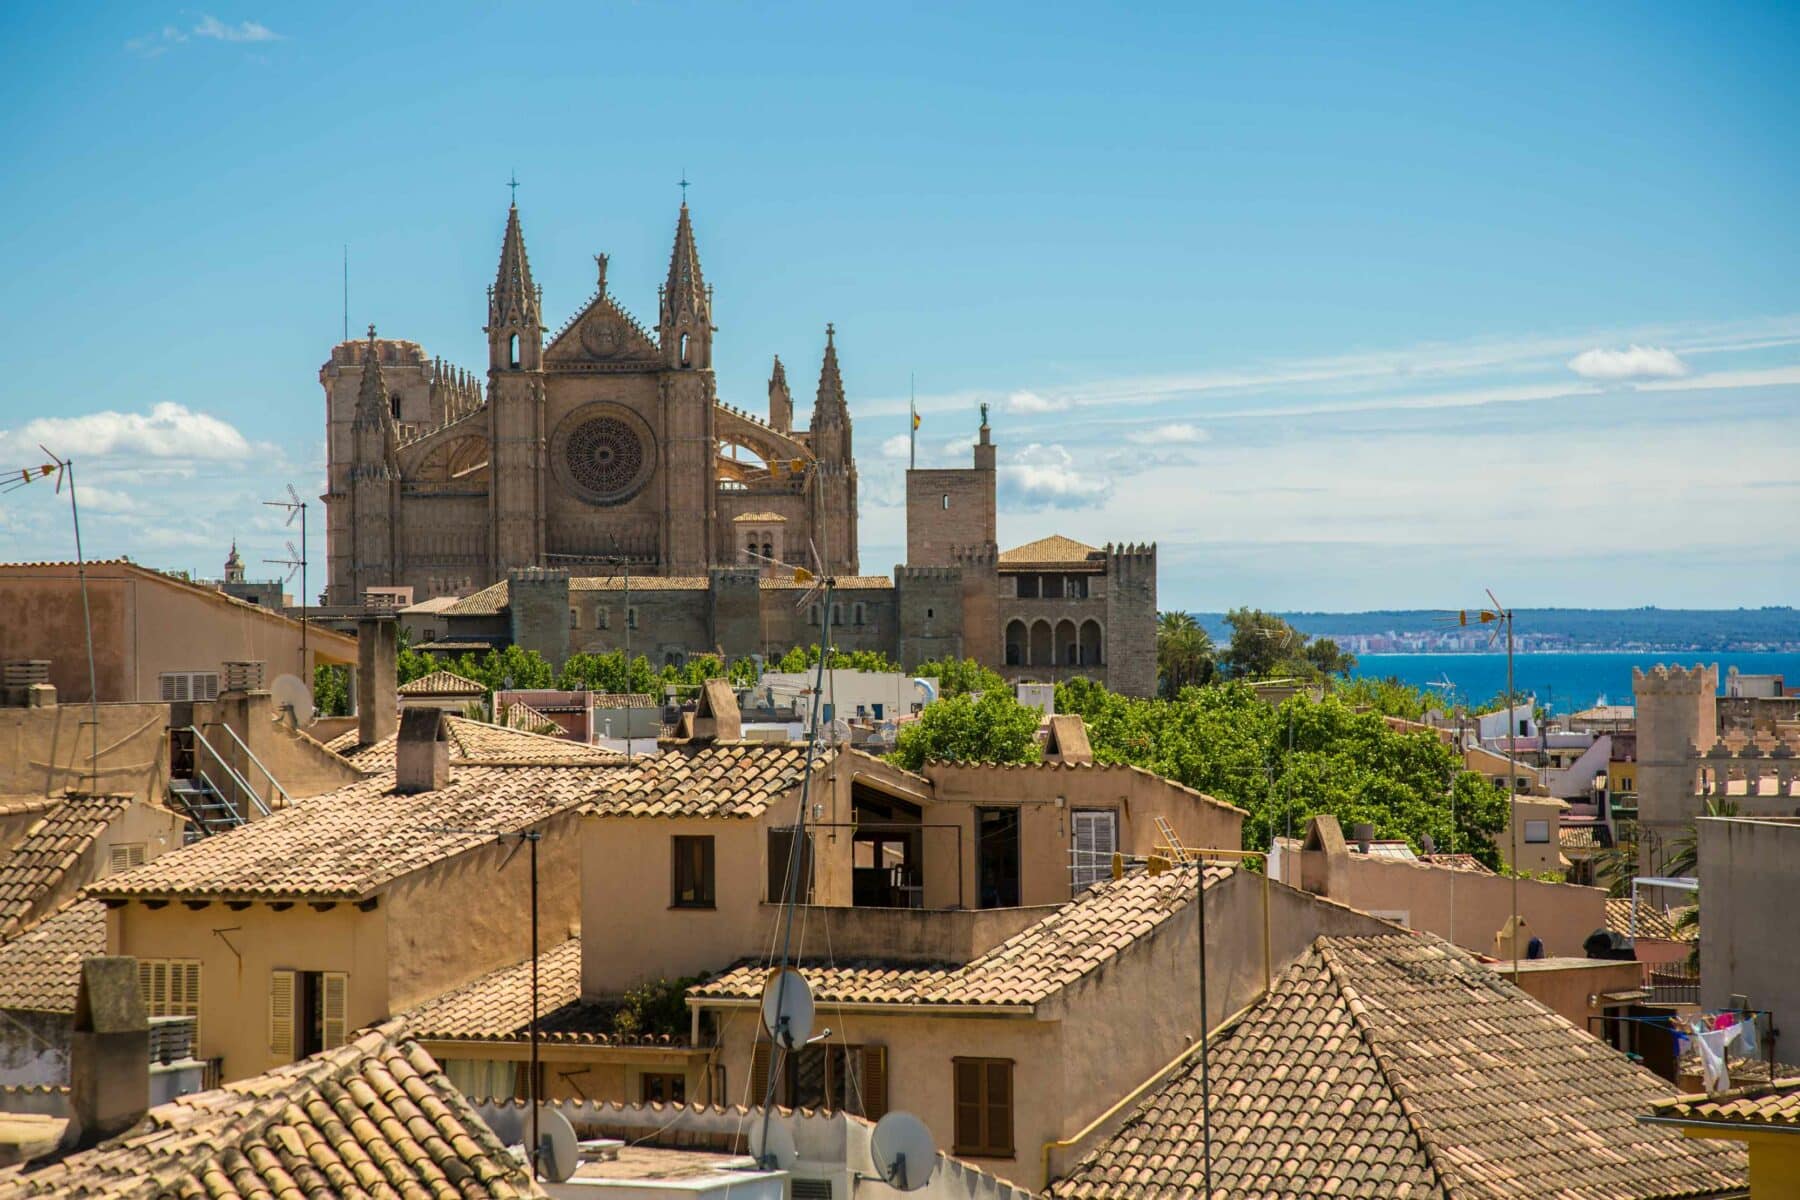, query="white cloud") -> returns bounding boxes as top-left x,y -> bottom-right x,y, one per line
0,402 -> 255,462
998,443 -> 1112,510
1126,422 -> 1208,445
1005,390 -> 1071,414
879,434 -> 910,460
192,15 -> 280,42
1568,345 -> 1689,382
